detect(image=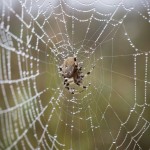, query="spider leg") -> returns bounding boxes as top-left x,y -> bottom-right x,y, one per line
74,57 -> 77,61
64,78 -> 73,84
59,66 -> 62,71
58,66 -> 65,77
64,78 -> 76,94
78,66 -> 82,72
57,64 -> 63,72
74,77 -> 91,92
75,82 -> 91,90
64,78 -> 87,94
65,86 -> 75,94
80,65 -> 96,78
72,65 -> 94,93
